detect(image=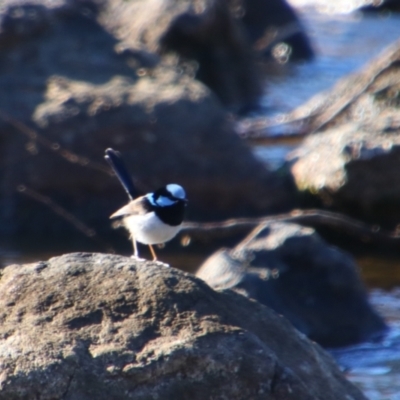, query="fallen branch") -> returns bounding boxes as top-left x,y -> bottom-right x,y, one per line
0,109 -> 111,175
17,184 -> 115,253
181,209 -> 400,247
